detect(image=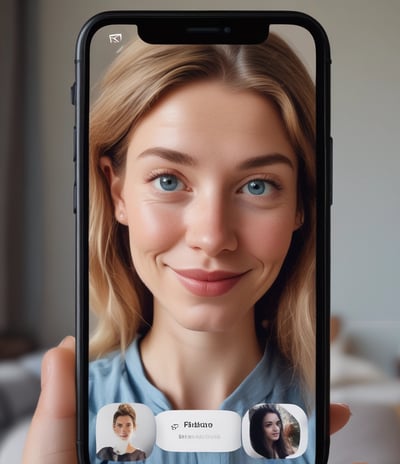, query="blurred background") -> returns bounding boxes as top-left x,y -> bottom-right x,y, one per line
0,0 -> 399,463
